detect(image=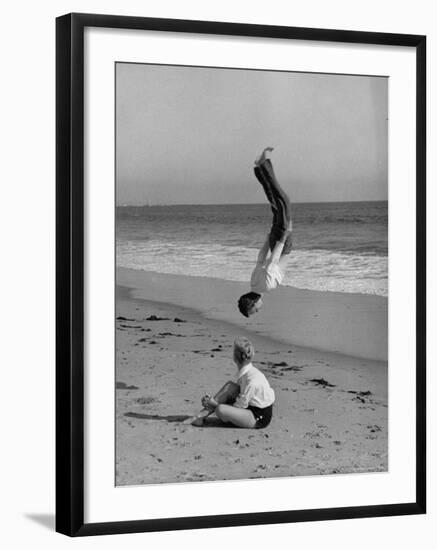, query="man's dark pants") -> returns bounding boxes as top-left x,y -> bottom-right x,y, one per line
254,159 -> 293,255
